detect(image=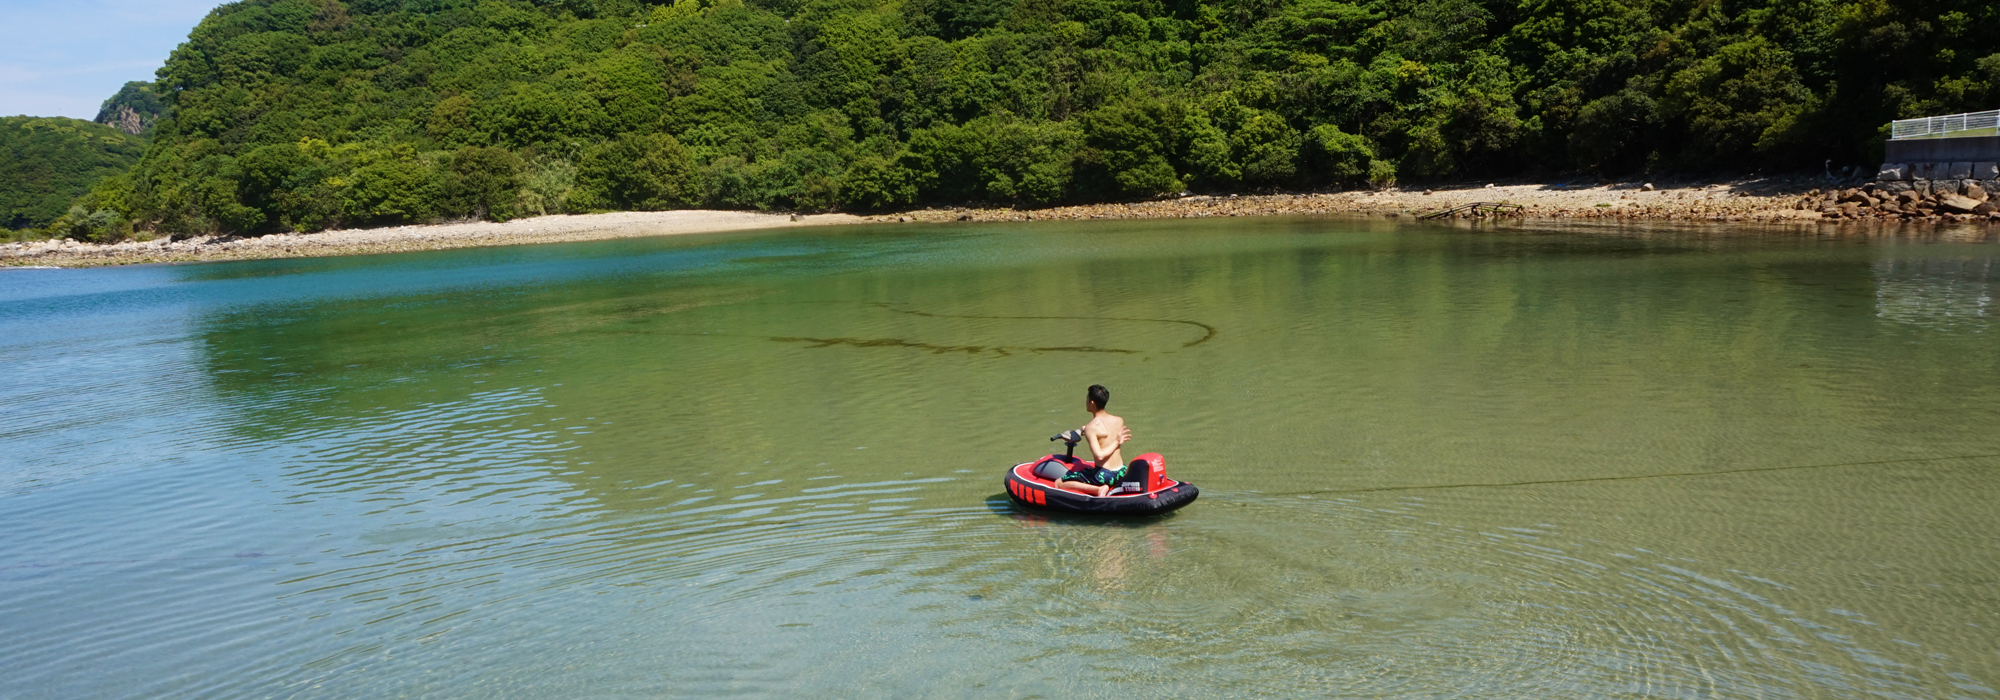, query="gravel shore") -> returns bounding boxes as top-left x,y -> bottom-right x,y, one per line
2,210 -> 863,268
8,177 -> 1995,268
